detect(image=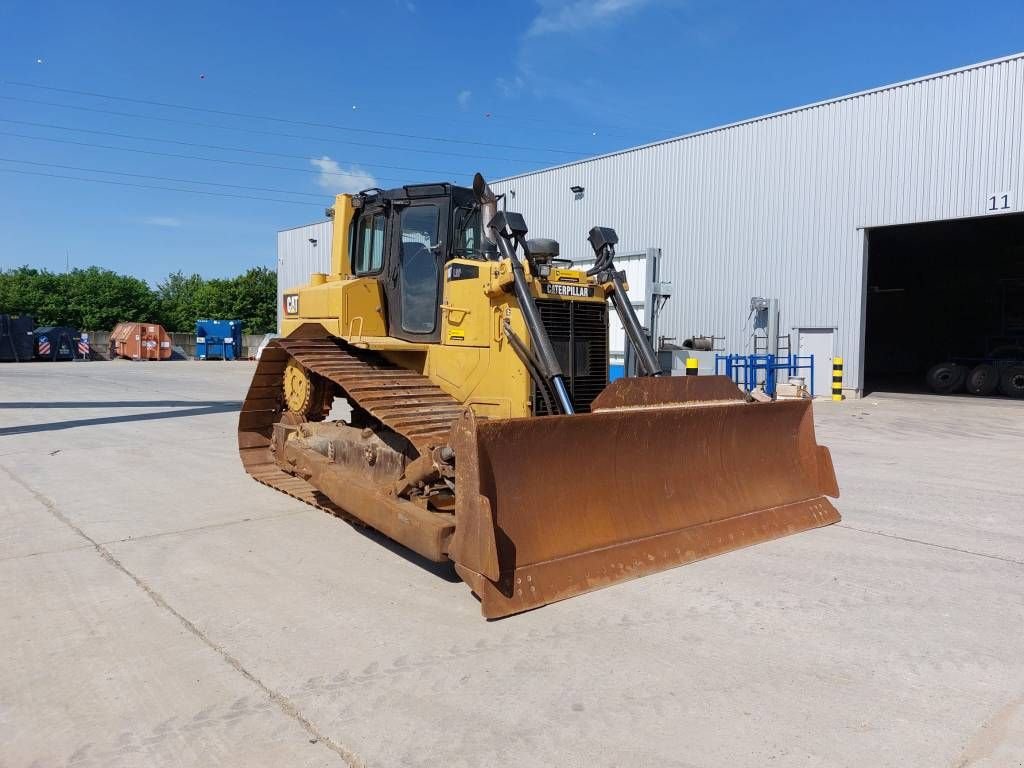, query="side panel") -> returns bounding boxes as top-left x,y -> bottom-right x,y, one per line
280,277 -> 386,339
342,279 -> 387,338
430,260 -> 531,418
440,261 -> 491,346
426,259 -> 612,419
